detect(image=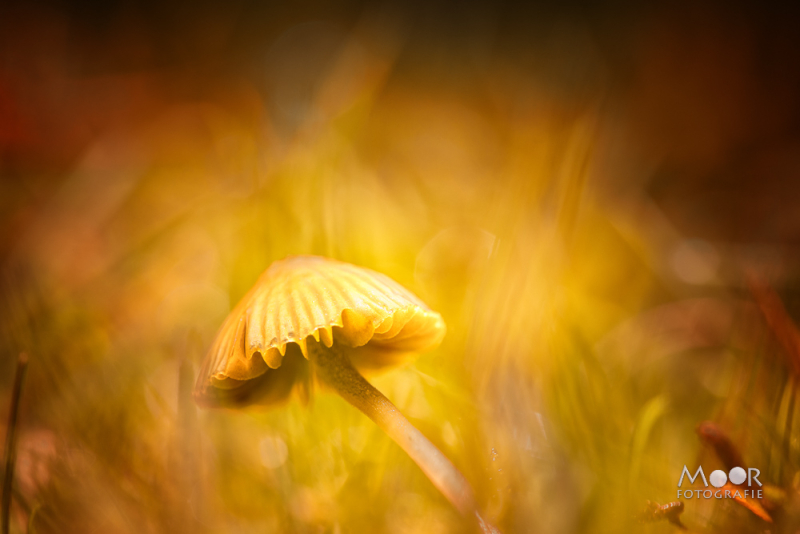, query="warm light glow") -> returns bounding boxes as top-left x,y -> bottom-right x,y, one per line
1,1 -> 798,532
